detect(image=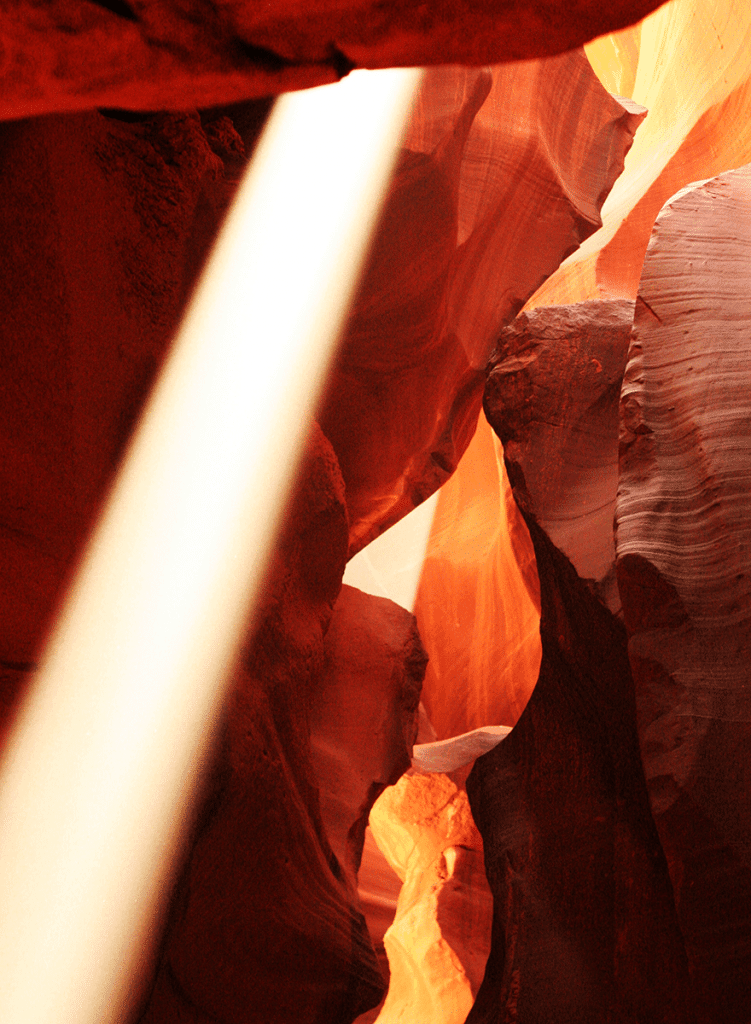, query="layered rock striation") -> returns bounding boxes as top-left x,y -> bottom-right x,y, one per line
616,164 -> 751,1022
